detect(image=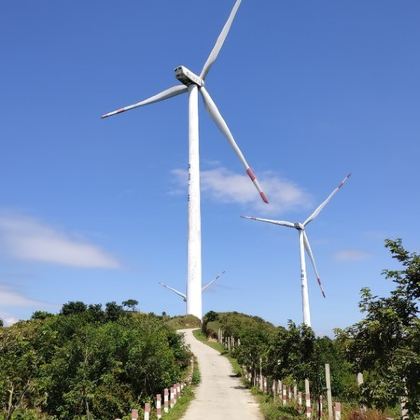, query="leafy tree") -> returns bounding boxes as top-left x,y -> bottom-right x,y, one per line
267,322 -> 320,397
105,301 -> 125,321
338,239 -> 420,414
86,304 -> 105,323
60,301 -> 87,316
122,299 -> 139,312
0,321 -> 50,419
0,319 -> 3,327
315,336 -> 357,401
203,310 -> 218,323
31,311 -> 53,320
